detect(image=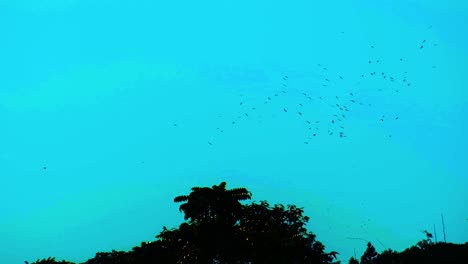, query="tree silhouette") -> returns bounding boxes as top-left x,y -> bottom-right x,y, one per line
375,249 -> 400,264
24,181 -> 468,264
170,182 -> 253,262
173,181 -> 251,225
236,201 -> 337,263
30,257 -> 74,264
361,242 -> 378,264
82,250 -> 132,264
168,182 -> 338,263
